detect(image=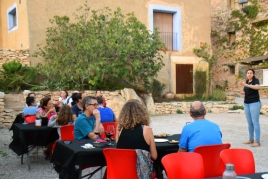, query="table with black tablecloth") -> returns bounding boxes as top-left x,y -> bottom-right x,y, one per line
206,172 -> 268,179
9,123 -> 59,170
51,134 -> 180,179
